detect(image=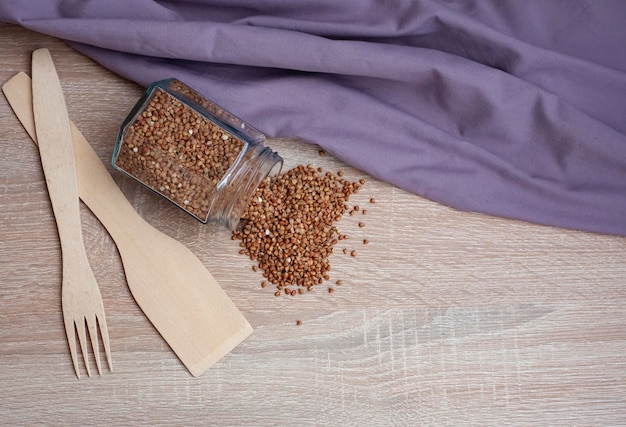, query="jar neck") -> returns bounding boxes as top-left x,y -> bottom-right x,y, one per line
207,143 -> 282,230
